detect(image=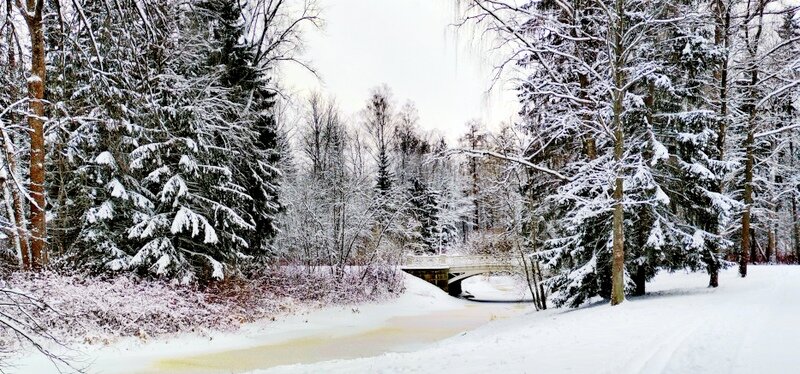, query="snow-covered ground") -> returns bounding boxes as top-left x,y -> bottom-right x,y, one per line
460,273 -> 532,301
253,266 -> 800,374
12,273 -> 531,373
15,266 -> 800,373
